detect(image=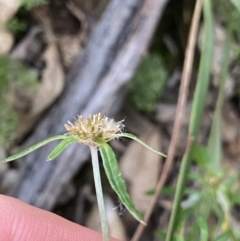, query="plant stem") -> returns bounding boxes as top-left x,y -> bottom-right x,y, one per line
90,145 -> 109,241
165,0 -> 214,240
131,0 -> 203,239
165,139 -> 194,241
